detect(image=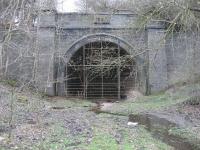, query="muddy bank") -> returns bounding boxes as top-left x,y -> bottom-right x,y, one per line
1,82 -> 200,149
129,113 -> 200,150
0,85 -> 173,150
91,100 -> 200,150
